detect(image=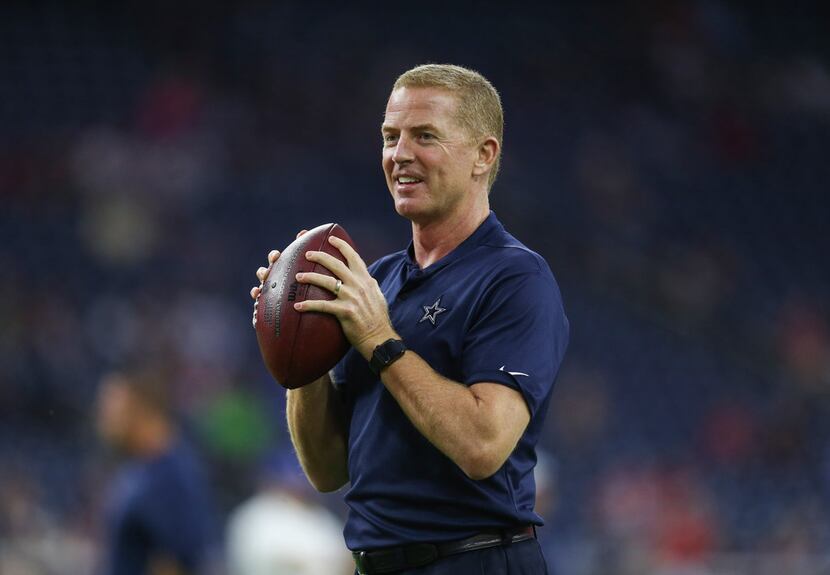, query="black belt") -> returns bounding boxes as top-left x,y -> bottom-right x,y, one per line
352,525 -> 536,575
